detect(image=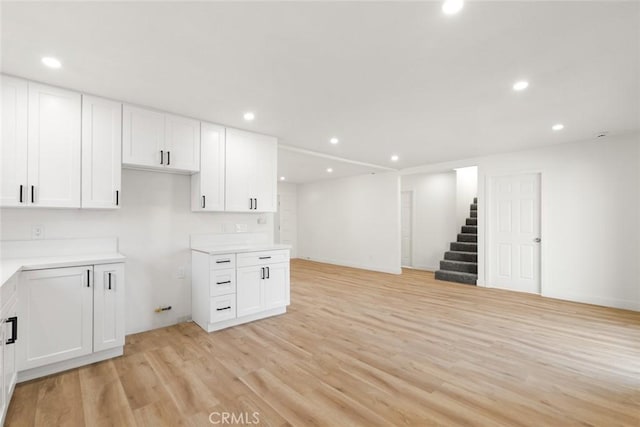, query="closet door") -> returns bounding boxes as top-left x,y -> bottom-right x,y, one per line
81,95 -> 122,208
0,75 -> 28,207
27,82 -> 81,208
